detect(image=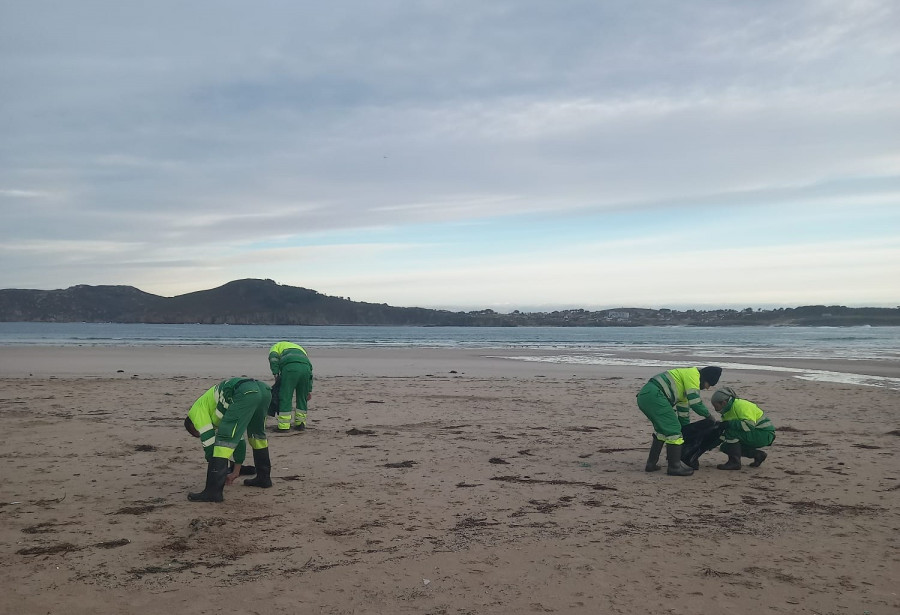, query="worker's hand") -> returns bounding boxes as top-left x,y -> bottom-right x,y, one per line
225,469 -> 240,485
307,393 -> 312,402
